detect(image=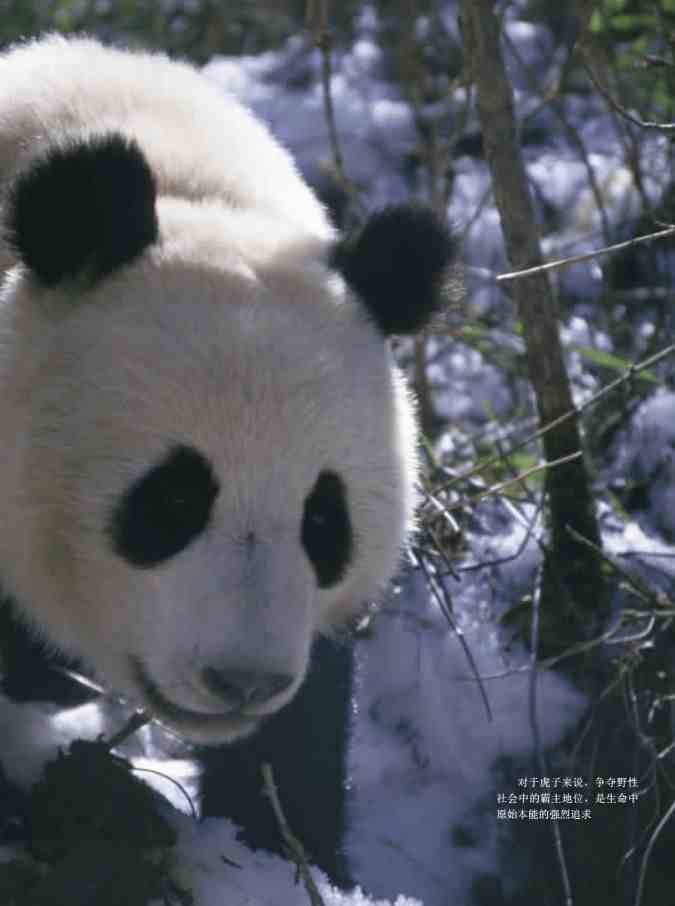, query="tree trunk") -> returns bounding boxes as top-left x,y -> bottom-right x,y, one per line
458,0 -> 605,647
